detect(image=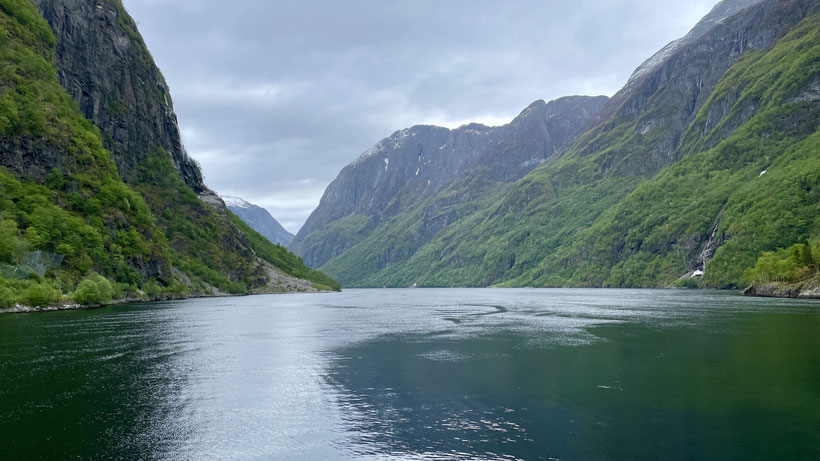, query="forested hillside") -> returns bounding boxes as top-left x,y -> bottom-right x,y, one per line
0,0 -> 337,308
309,0 -> 819,289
